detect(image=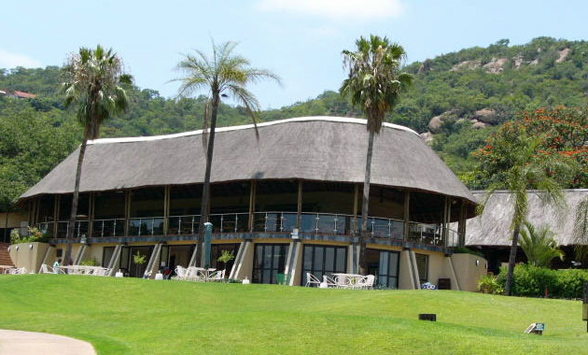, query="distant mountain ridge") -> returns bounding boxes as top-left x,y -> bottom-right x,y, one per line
1,37 -> 587,208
